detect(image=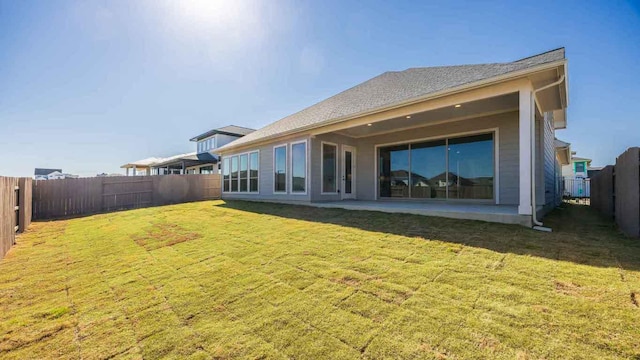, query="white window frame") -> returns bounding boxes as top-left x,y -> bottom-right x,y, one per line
273,144 -> 288,194
321,141 -> 339,195
222,150 -> 260,194
248,150 -> 260,193
289,139 -> 308,195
